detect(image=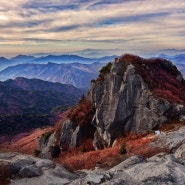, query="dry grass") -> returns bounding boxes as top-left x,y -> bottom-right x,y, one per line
68,97 -> 94,126
0,111 -> 69,155
155,120 -> 185,132
0,127 -> 53,155
55,132 -> 159,171
56,145 -> 126,171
